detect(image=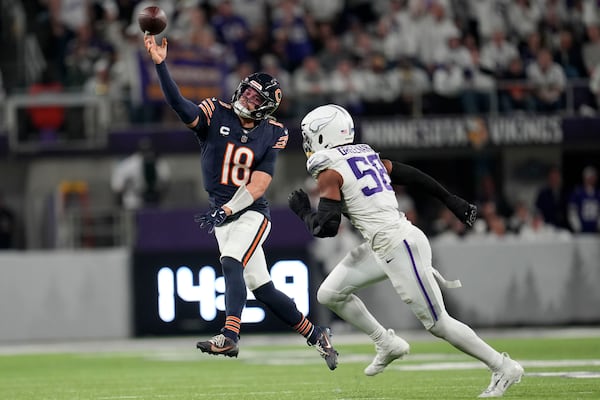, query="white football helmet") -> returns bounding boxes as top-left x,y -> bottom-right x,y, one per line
300,104 -> 355,158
